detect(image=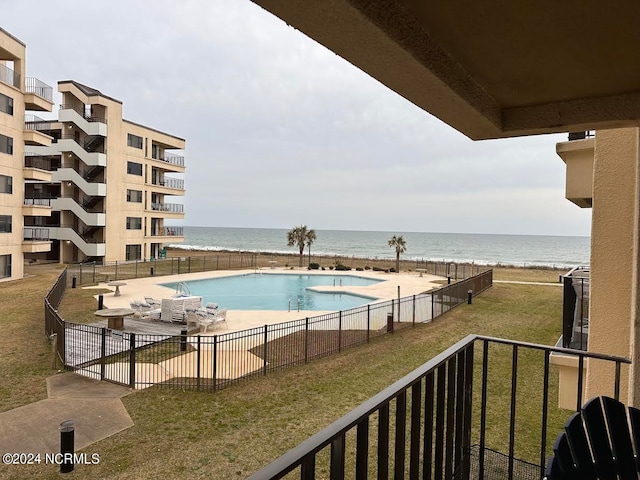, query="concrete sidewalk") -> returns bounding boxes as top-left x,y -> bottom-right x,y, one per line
0,373 -> 133,455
